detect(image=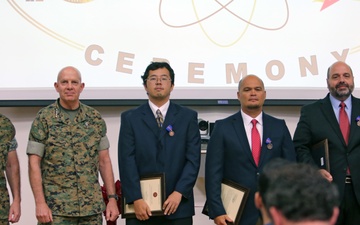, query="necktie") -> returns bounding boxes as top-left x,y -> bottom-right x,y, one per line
339,102 -> 350,145
251,119 -> 261,166
156,109 -> 163,128
339,102 -> 351,175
